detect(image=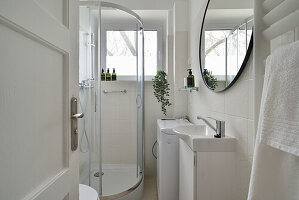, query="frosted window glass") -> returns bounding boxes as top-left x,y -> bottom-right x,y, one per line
106,30 -> 158,77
